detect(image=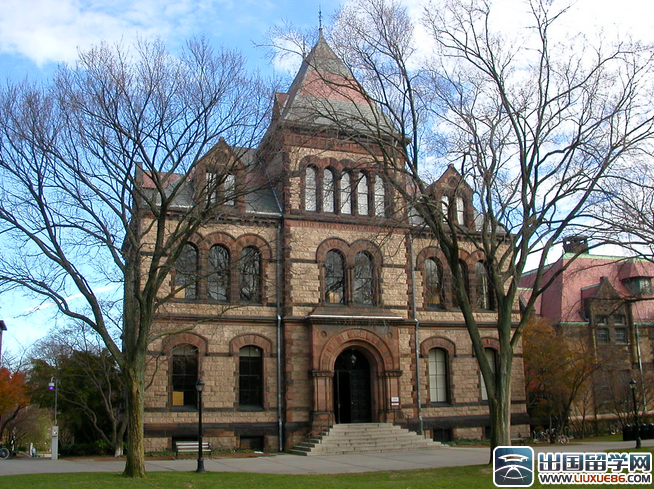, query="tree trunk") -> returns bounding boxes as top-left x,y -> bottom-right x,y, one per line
122,363 -> 146,478
489,378 -> 512,451
489,339 -> 514,457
